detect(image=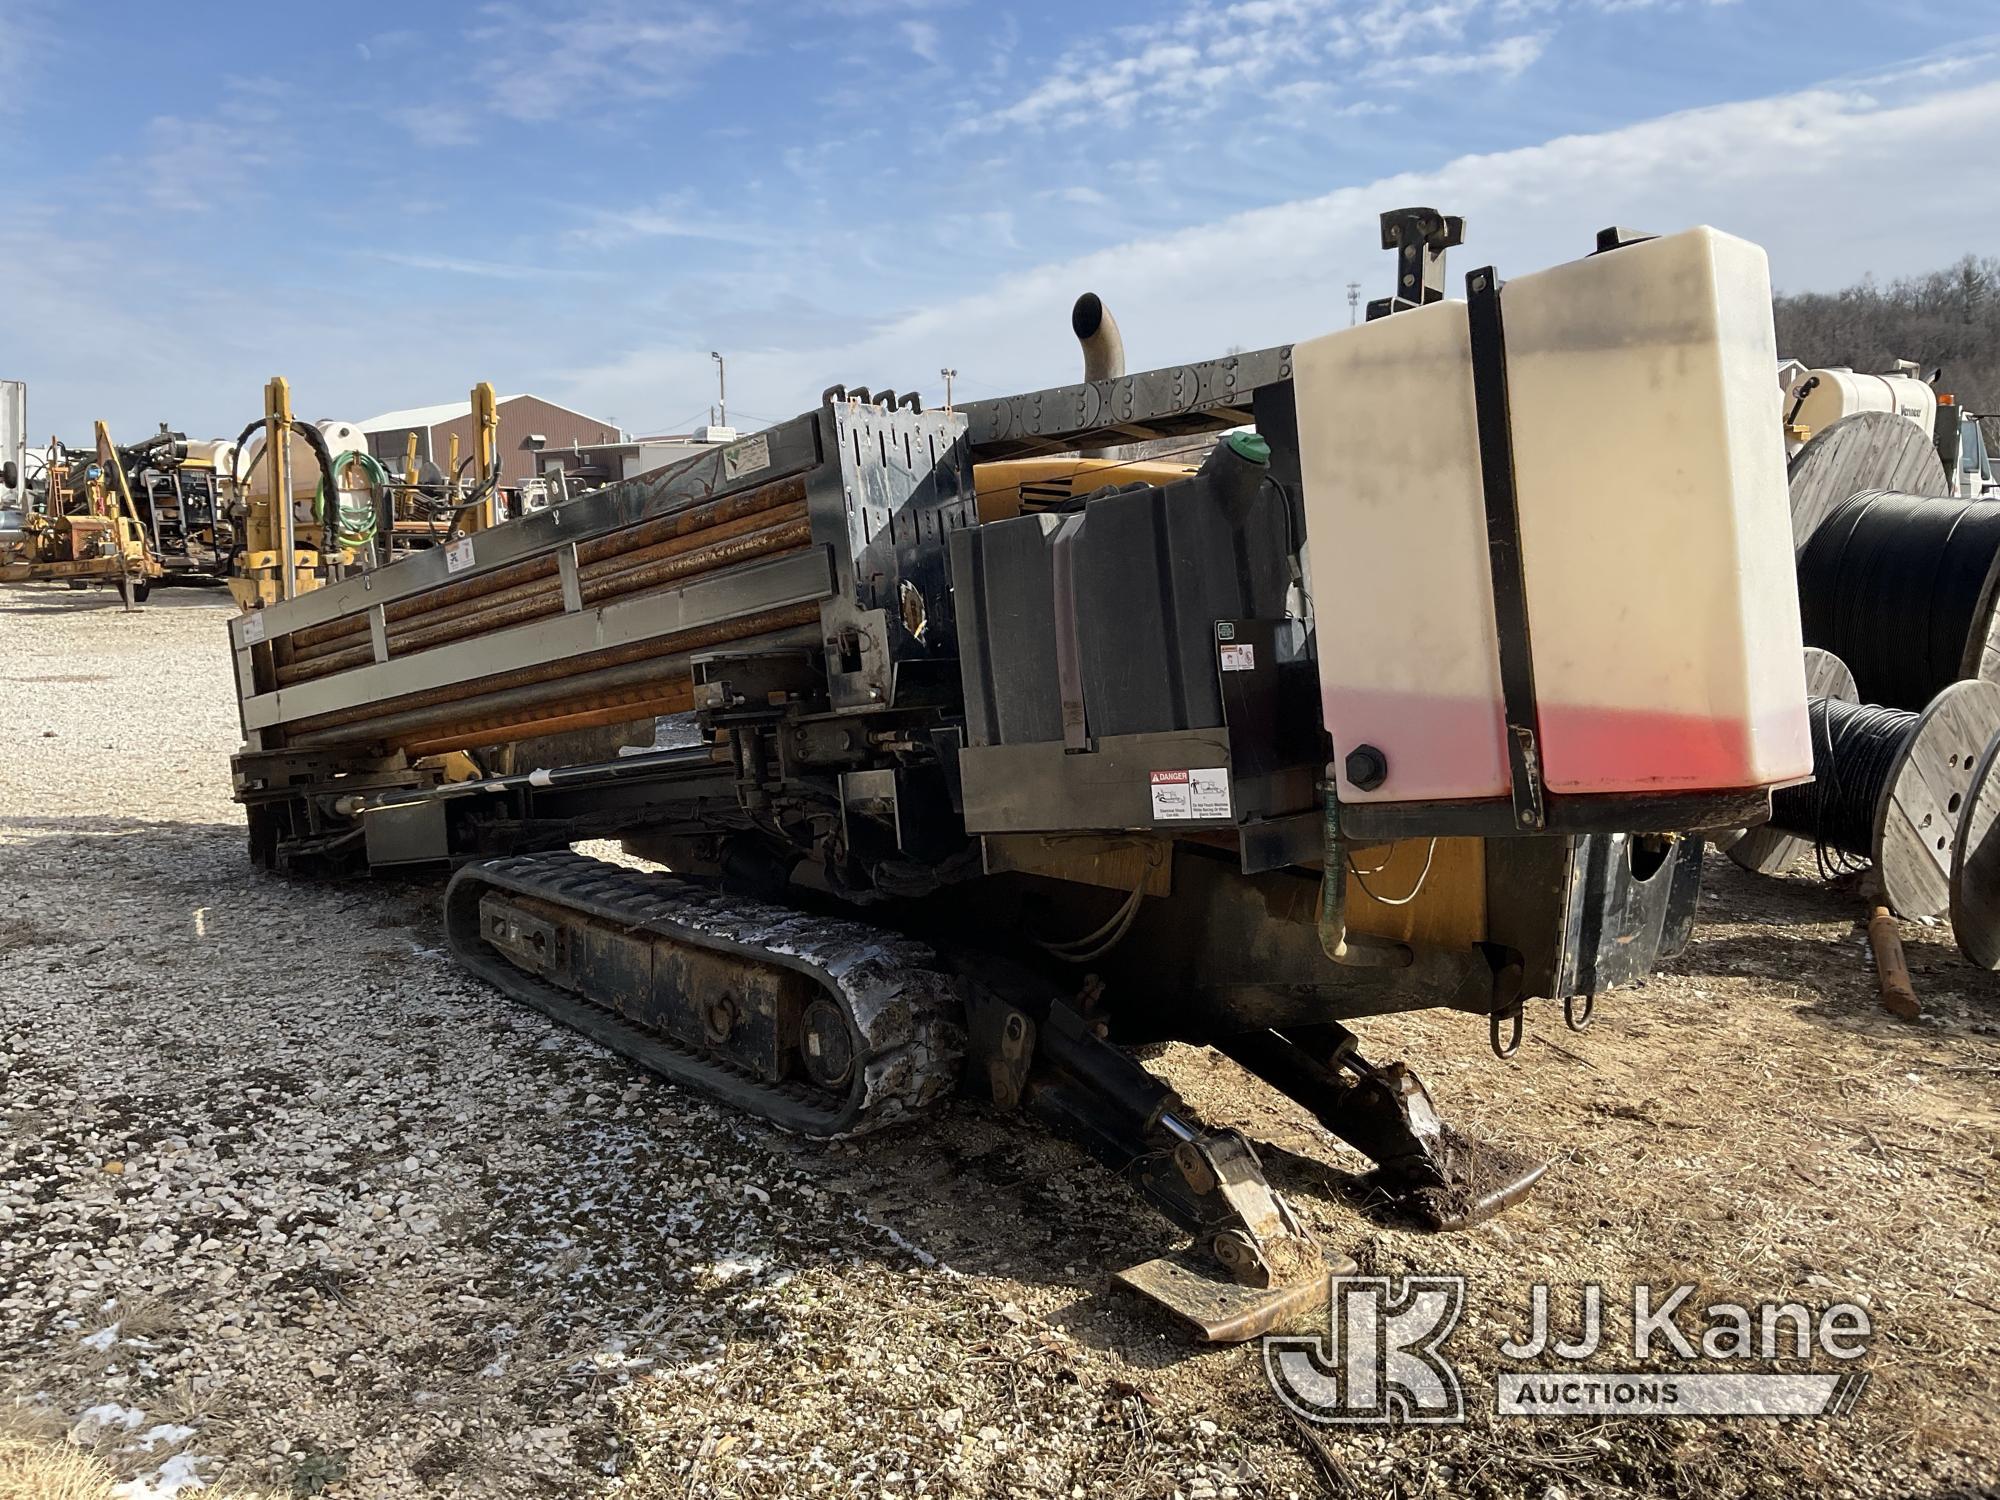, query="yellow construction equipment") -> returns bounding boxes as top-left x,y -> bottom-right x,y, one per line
0,420 -> 162,609
227,378 -> 325,609
221,209 -> 1815,1341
